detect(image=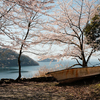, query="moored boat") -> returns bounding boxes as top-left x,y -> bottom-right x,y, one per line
46,66 -> 100,83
